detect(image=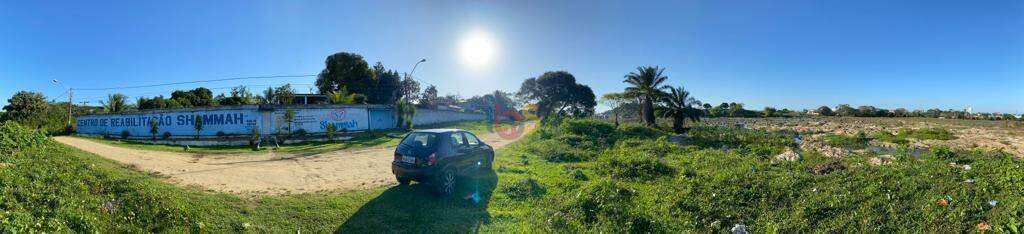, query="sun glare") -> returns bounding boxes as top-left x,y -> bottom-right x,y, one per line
459,30 -> 496,69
